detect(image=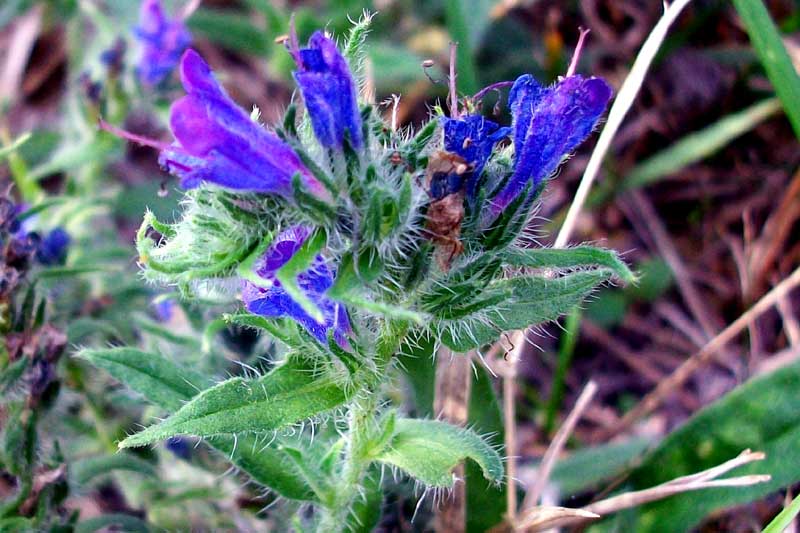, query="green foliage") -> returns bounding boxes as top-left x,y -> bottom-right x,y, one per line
732,0 -> 800,138
77,348 -> 208,411
72,454 -> 158,485
439,269 -> 614,351
119,358 -> 351,447
78,348 -> 315,500
762,492 -> 800,533
376,418 -> 503,487
596,361 -> 800,532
